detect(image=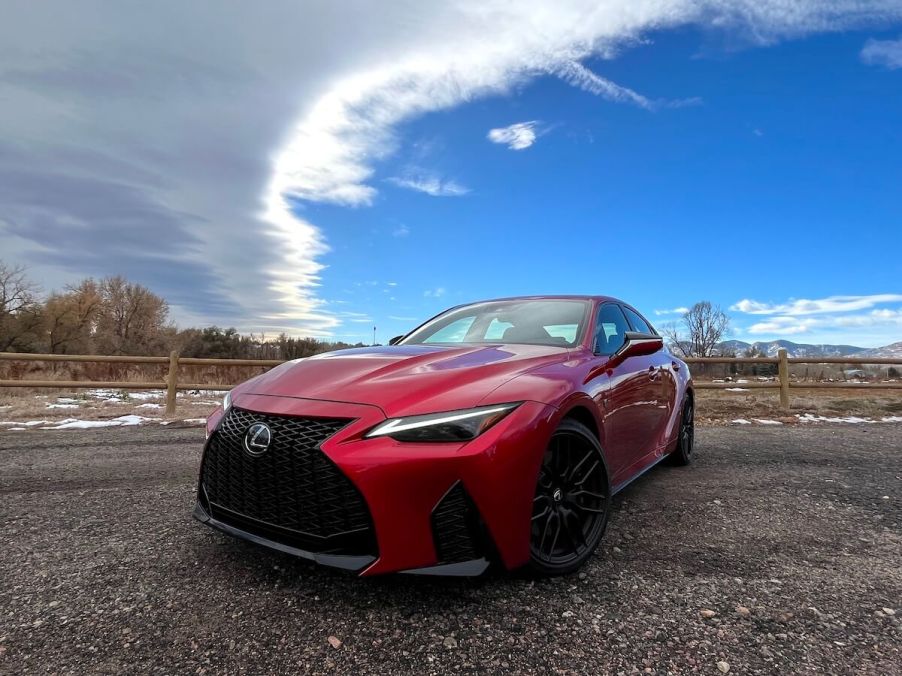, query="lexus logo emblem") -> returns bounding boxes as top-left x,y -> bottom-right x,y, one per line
244,423 -> 272,456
